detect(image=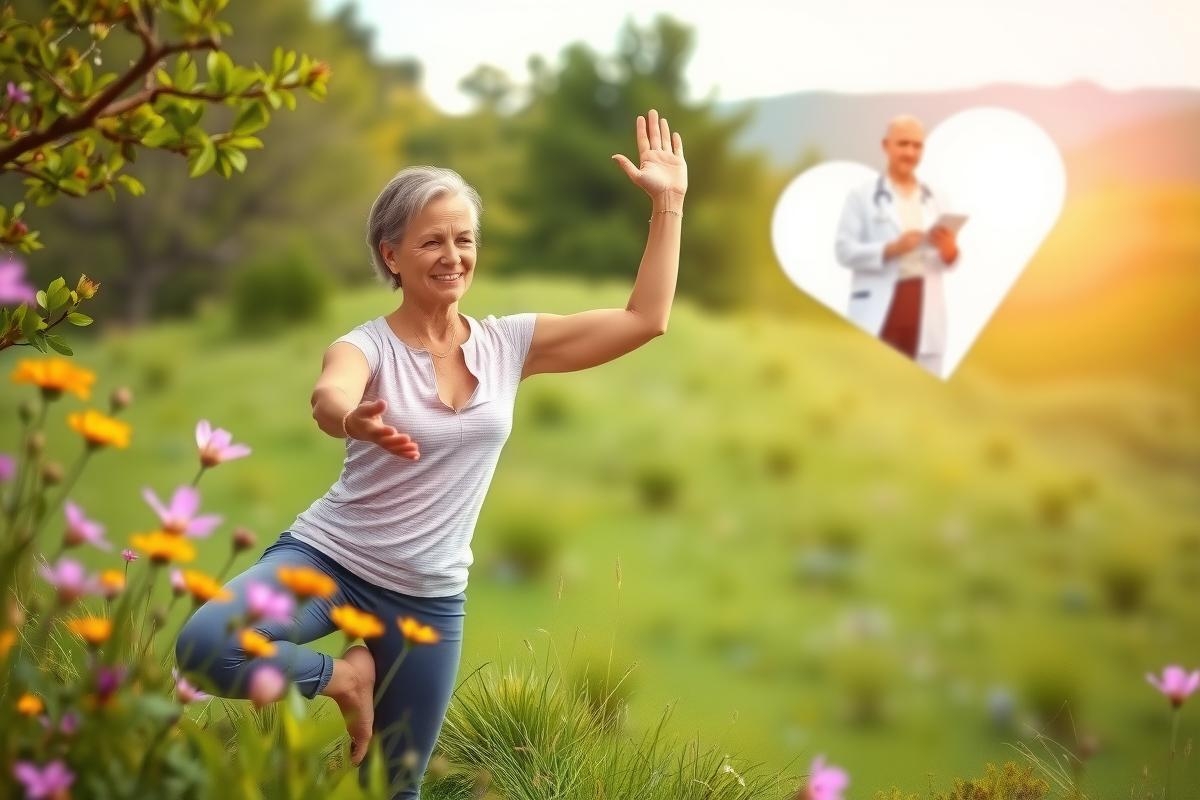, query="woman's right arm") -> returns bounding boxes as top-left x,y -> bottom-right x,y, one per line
311,342 -> 370,438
